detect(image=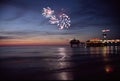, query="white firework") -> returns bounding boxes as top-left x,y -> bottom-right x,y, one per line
42,7 -> 71,30
57,14 -> 71,29
49,15 -> 59,24
42,7 -> 54,18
